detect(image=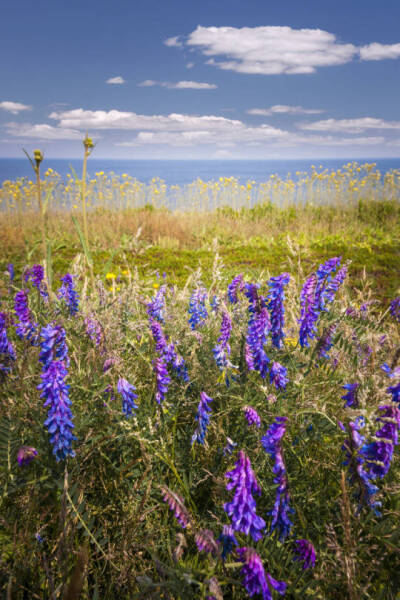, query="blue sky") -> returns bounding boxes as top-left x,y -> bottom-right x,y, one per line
1,0 -> 400,159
